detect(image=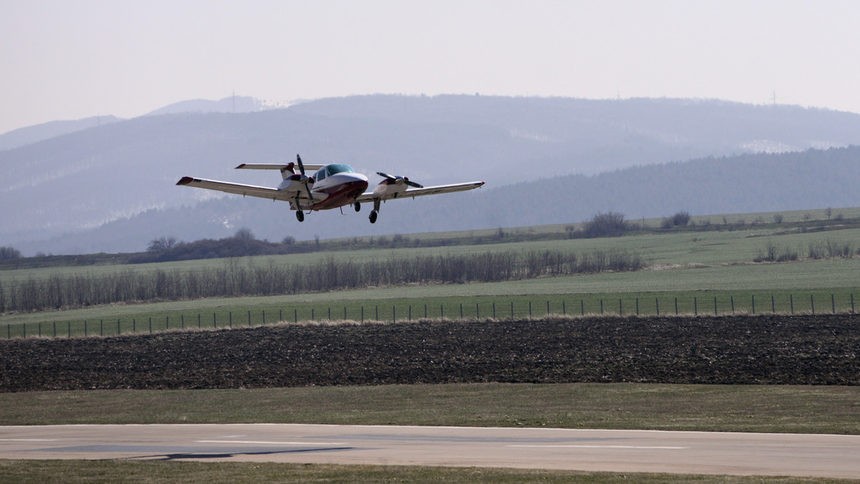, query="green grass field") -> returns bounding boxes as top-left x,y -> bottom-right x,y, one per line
2,285 -> 857,338
2,214 -> 859,336
2,383 -> 856,434
1,460 -> 810,483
